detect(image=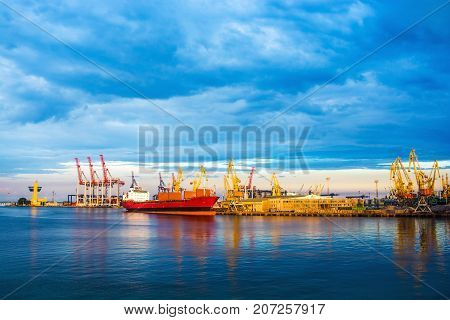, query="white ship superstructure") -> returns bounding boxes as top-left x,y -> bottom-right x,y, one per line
123,172 -> 150,202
